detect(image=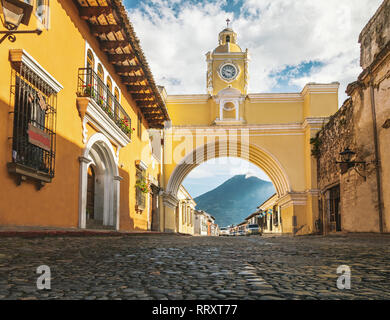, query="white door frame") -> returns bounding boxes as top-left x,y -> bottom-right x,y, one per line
78,133 -> 121,230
